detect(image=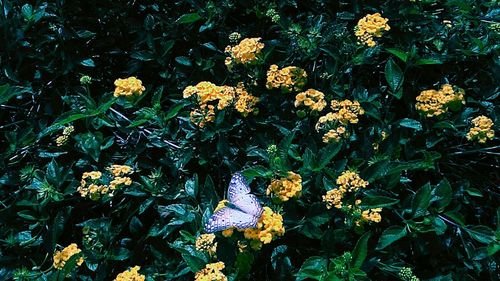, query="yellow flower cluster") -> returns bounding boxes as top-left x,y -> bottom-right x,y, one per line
361,208 -> 382,223
266,172 -> 302,201
225,37 -> 264,64
190,104 -> 216,128
234,83 -> 260,117
53,243 -> 84,270
78,165 -> 133,200
56,125 -> 75,146
355,13 -> 390,47
415,84 -> 465,117
316,99 -> 364,143
114,266 -> 145,281
194,262 -> 227,281
266,64 -> 307,92
294,89 -> 327,111
322,127 -> 347,143
323,171 -> 369,209
323,188 -> 344,209
466,116 -> 495,143
243,207 -> 285,249
195,234 -> 217,256
114,77 -> 145,97
184,82 -> 259,127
